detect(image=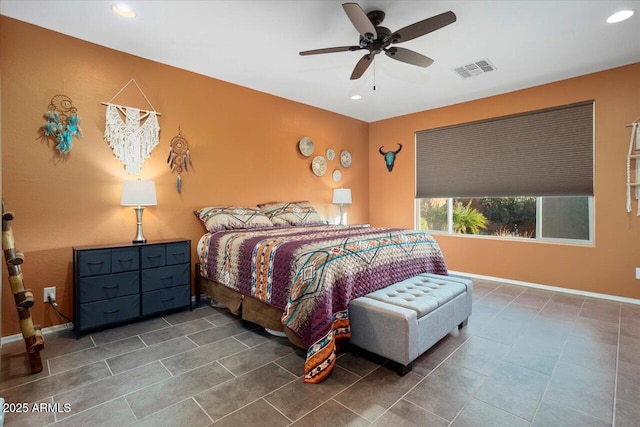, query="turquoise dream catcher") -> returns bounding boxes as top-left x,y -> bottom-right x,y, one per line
40,95 -> 82,156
